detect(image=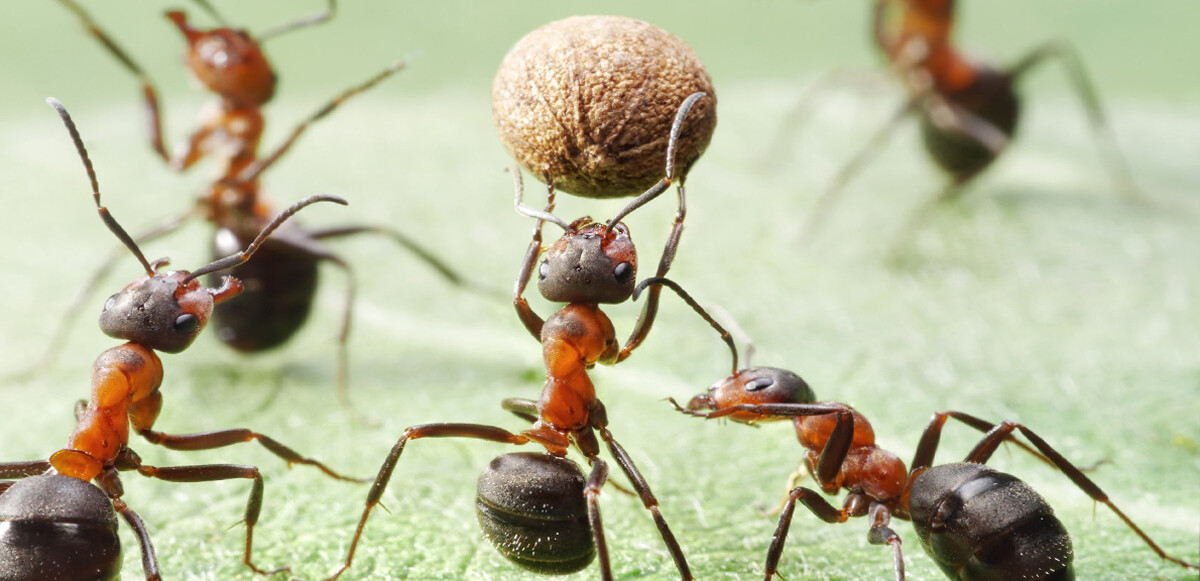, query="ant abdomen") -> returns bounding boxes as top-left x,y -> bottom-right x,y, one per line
475,452 -> 596,574
909,462 -> 1075,581
919,66 -> 1020,179
209,230 -> 319,352
0,474 -> 121,581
